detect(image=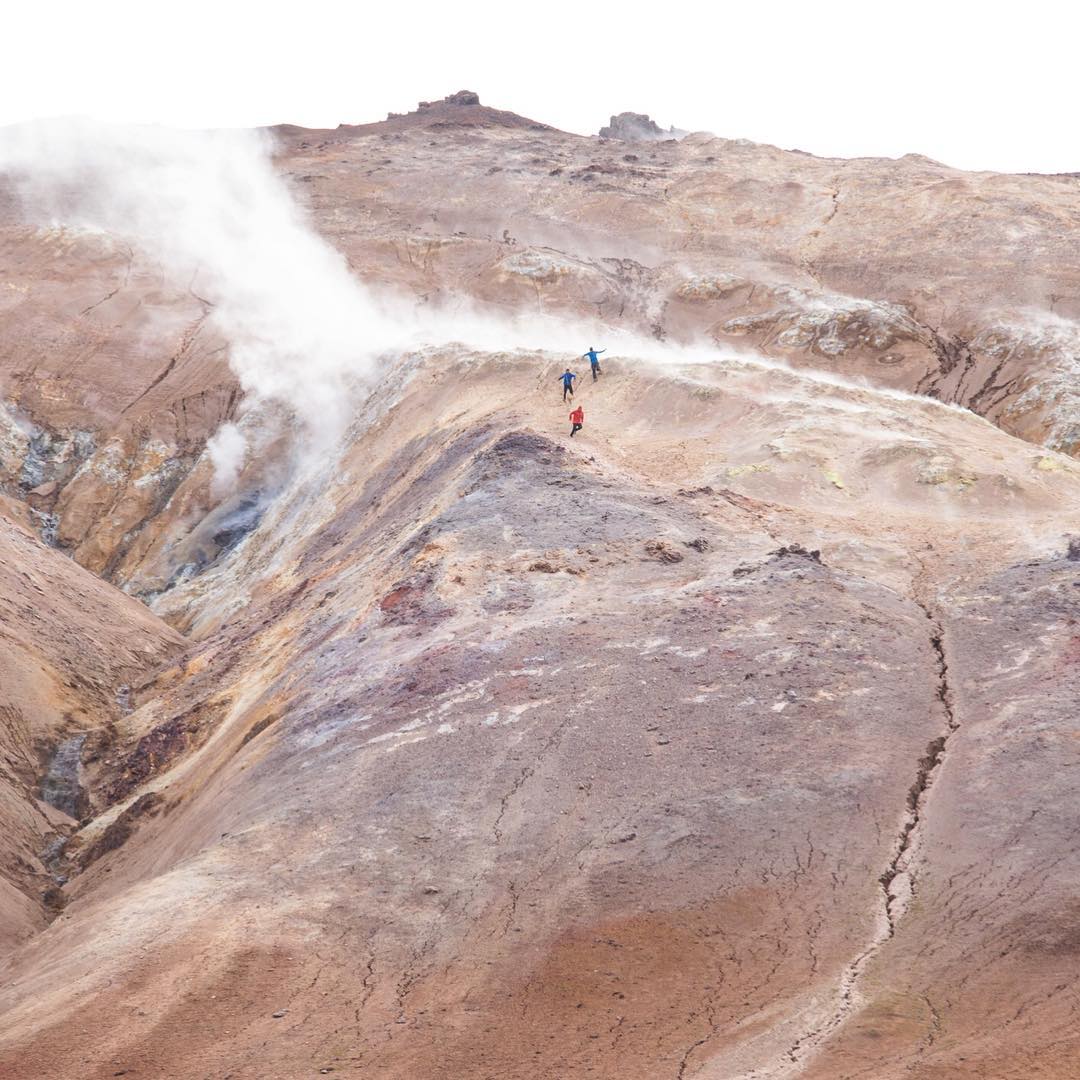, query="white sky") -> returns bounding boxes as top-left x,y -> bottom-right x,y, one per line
5,0 -> 1078,173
